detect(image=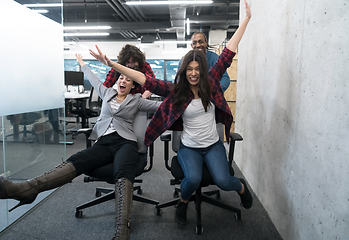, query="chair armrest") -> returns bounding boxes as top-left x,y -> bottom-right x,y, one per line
143,143 -> 154,173
77,128 -> 92,135
230,132 -> 243,142
228,132 -> 243,166
160,133 -> 172,171
77,128 -> 93,148
160,133 -> 171,142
